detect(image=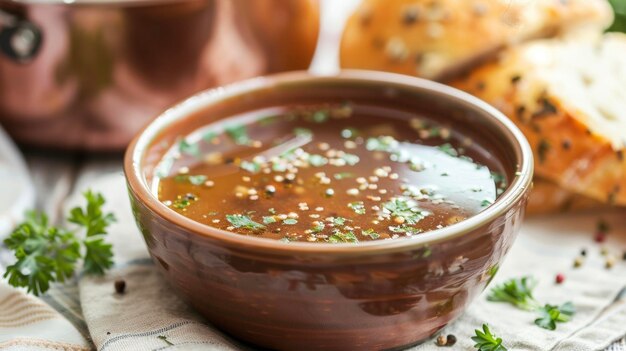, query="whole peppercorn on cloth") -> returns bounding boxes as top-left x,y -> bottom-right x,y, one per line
53,169 -> 626,350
